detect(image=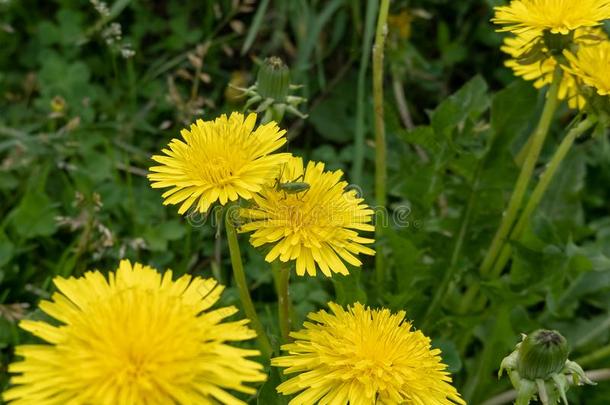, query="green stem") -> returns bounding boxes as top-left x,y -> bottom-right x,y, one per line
272,261 -> 292,343
459,67 -> 563,315
225,208 -> 273,359
373,0 -> 390,288
212,207 -> 224,283
490,116 -> 596,277
479,67 -> 563,278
